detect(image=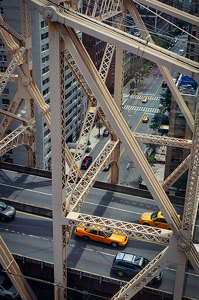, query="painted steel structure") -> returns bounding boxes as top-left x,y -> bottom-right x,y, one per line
0,1 -> 198,300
